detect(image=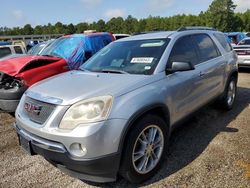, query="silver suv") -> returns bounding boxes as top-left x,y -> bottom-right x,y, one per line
15,27 -> 238,183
